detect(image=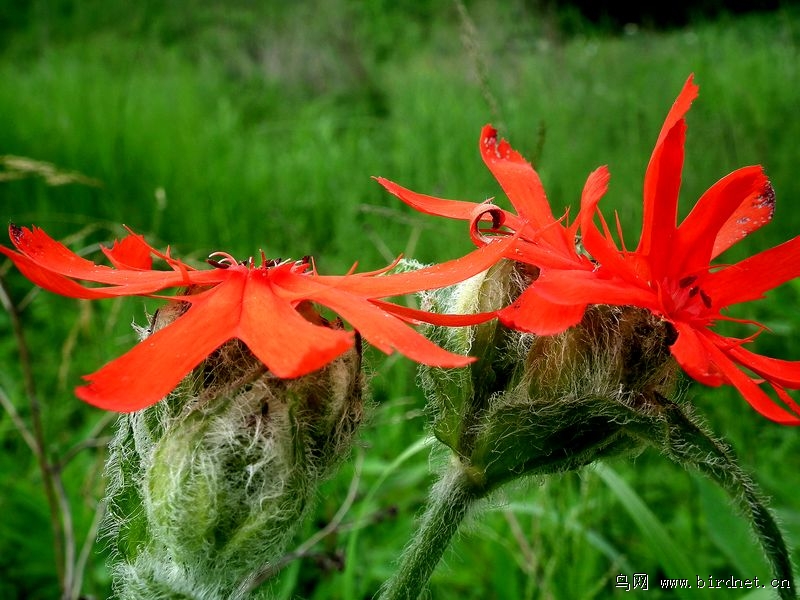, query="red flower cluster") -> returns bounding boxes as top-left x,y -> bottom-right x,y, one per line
380,75 -> 800,425
1,225 -> 513,411
6,75 -> 800,424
